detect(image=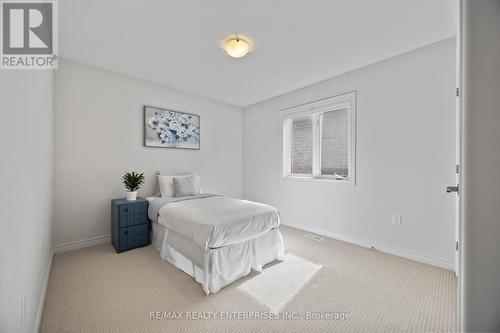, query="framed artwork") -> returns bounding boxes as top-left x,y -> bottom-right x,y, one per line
144,106 -> 200,149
